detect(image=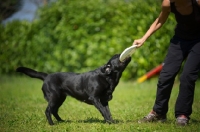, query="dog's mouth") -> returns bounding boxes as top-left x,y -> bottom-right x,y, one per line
120,56 -> 131,63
